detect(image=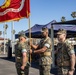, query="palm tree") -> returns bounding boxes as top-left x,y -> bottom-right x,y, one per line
61,16 -> 66,22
